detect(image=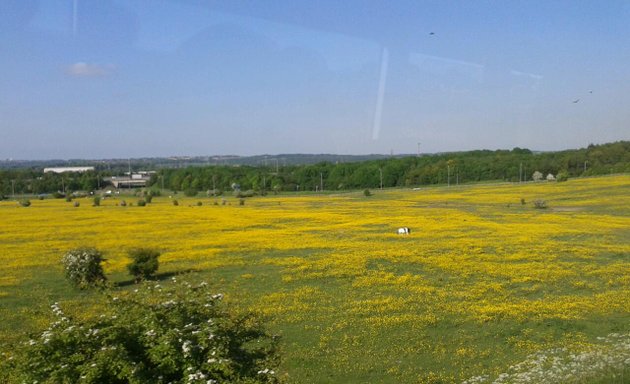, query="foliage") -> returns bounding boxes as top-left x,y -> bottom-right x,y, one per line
127,248 -> 160,281
60,247 -> 106,289
196,201 -> 203,206
0,142 -> 629,196
1,279 -> 280,384
120,199 -> 127,207
235,190 -> 255,198
52,191 -> 65,199
93,196 -> 101,206
137,199 -> 147,207
556,170 -> 569,182
172,199 -> 179,206
65,196 -> 72,202
239,198 -> 245,206
18,199 -> 30,207
184,188 -> 198,197
363,189 -> 372,197
532,171 -> 543,182
520,198 -> 526,205
145,194 -> 153,203
73,201 -> 80,207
